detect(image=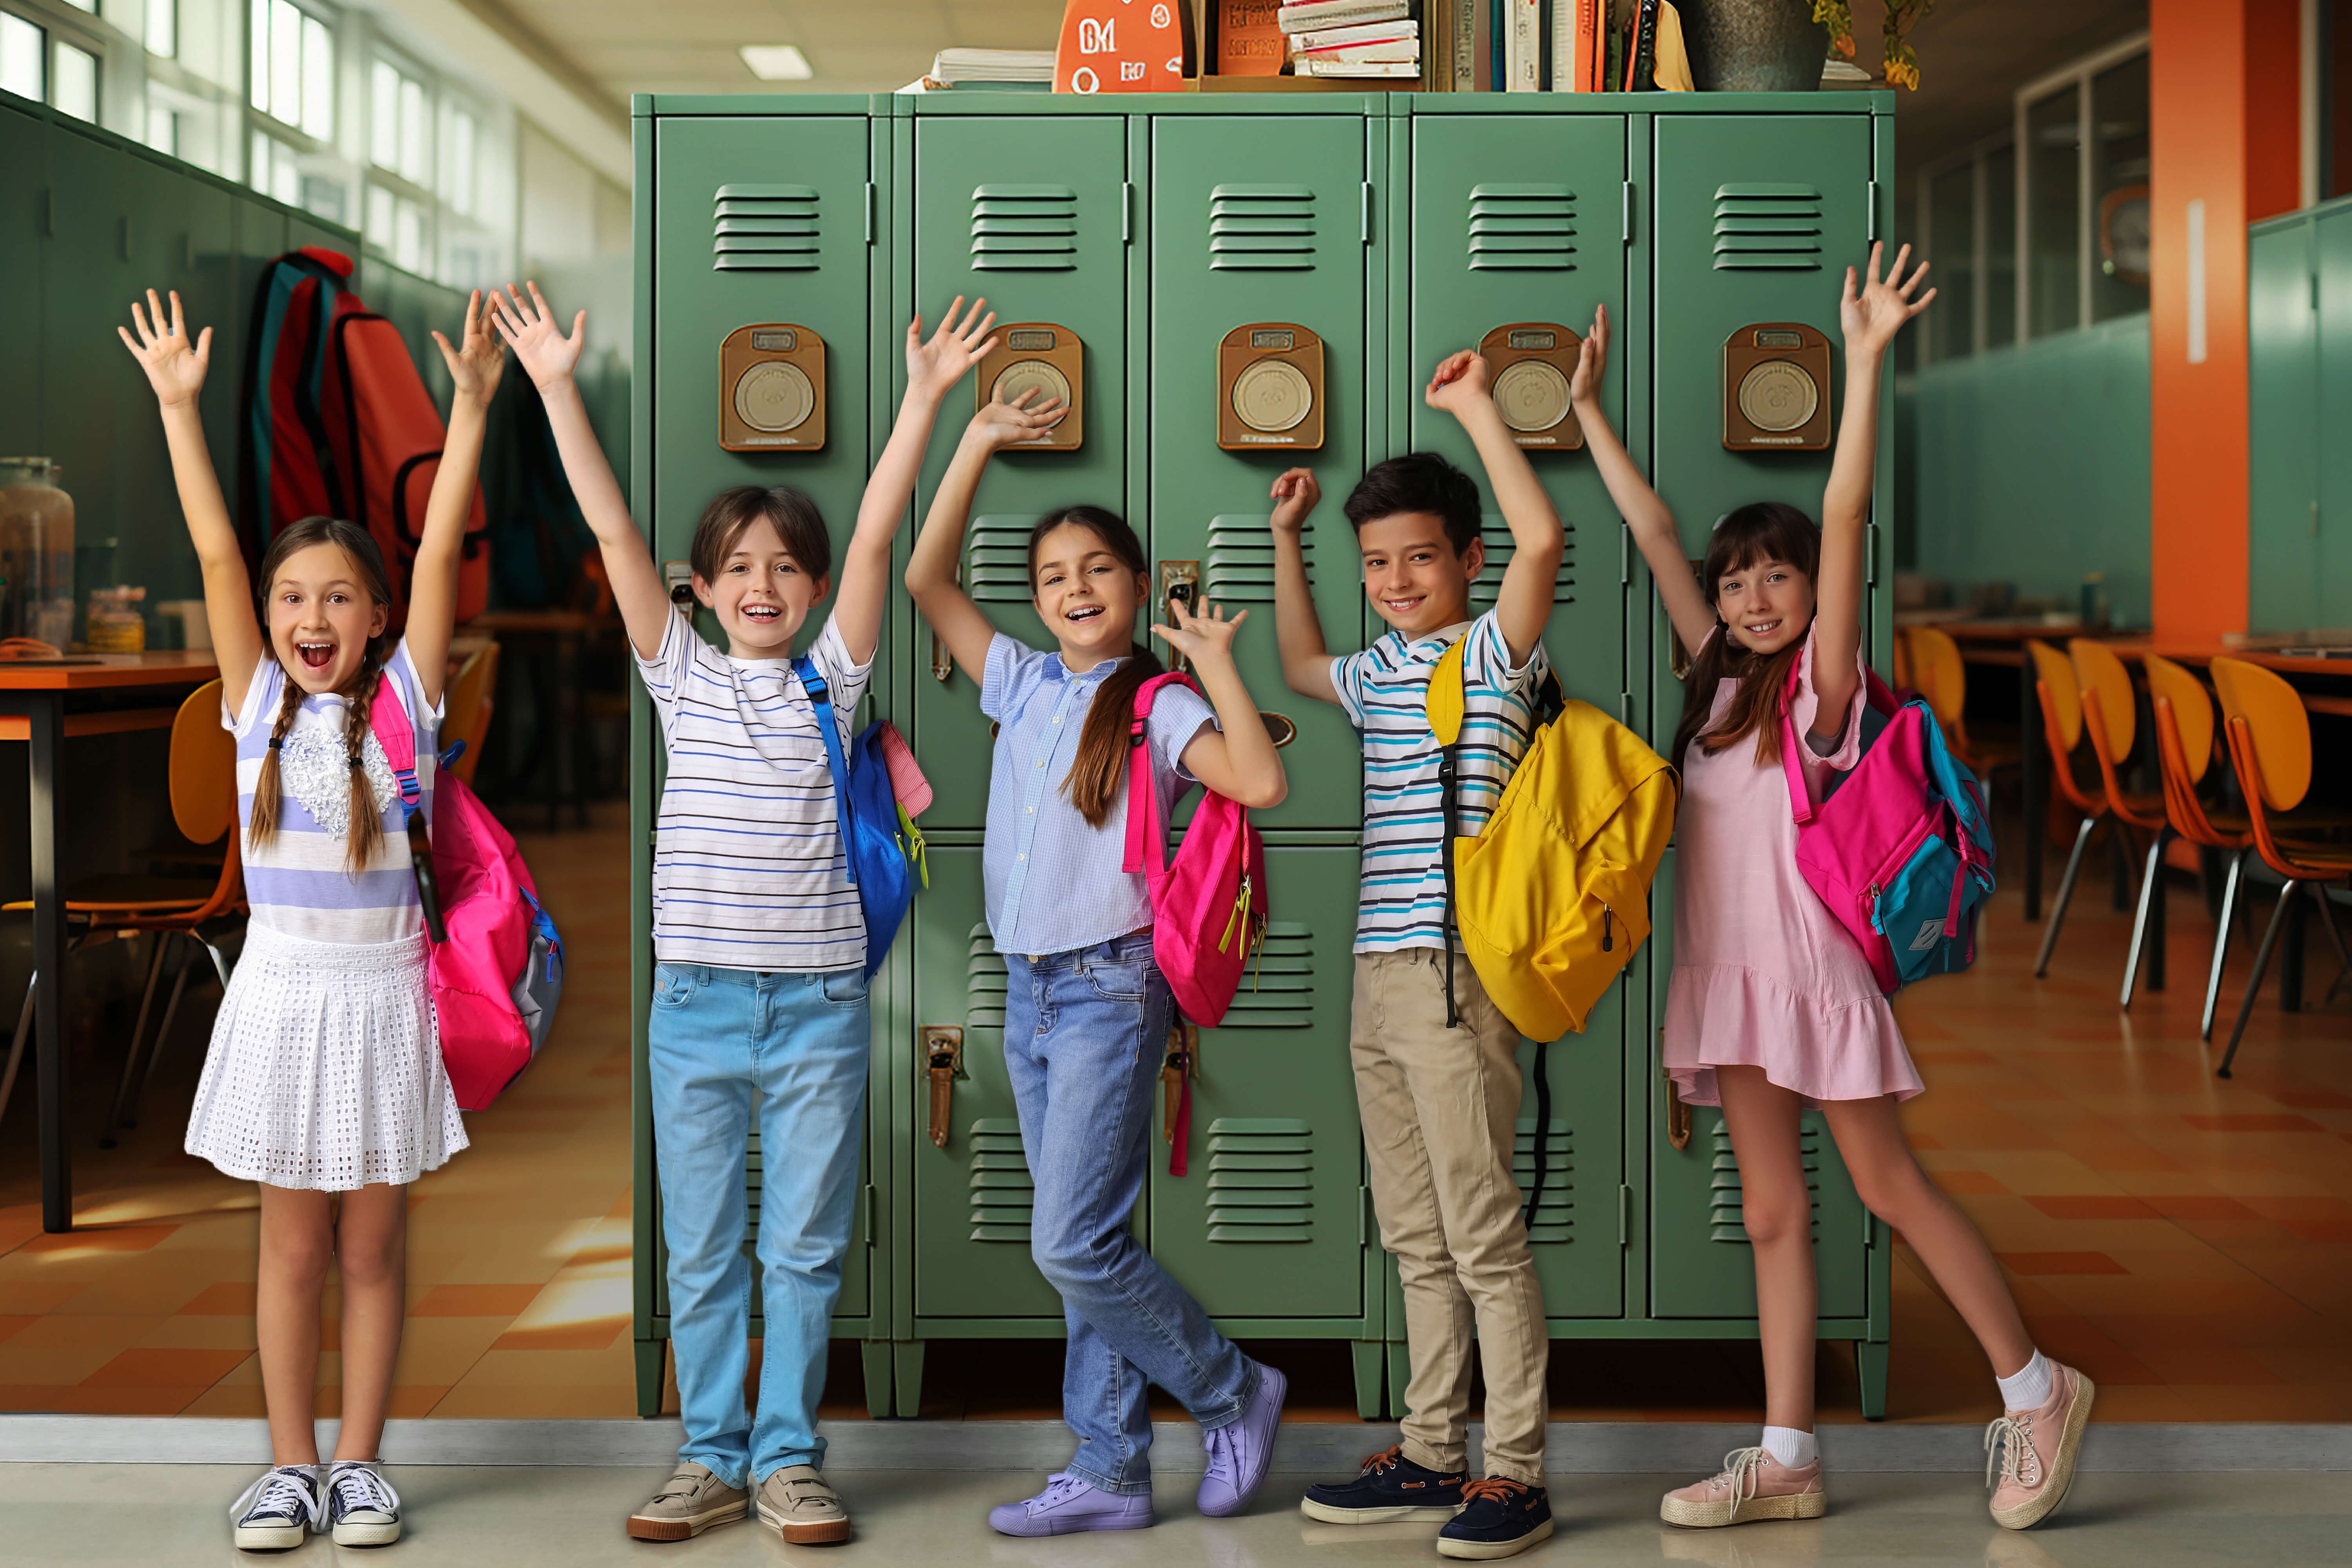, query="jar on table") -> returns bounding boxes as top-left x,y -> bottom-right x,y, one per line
0,459 -> 74,650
